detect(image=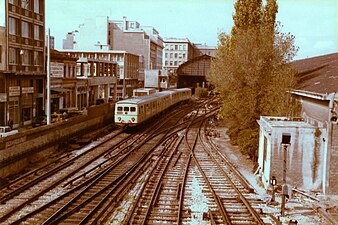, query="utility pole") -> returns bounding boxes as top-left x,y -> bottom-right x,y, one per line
46,28 -> 51,125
